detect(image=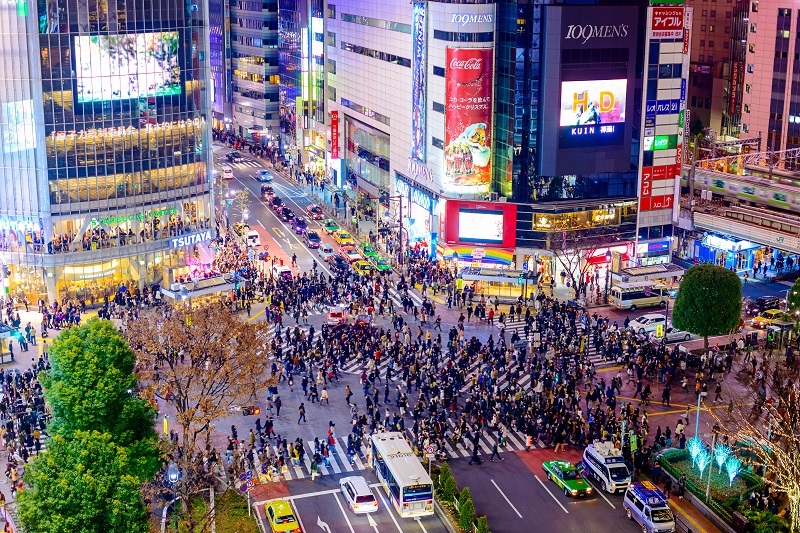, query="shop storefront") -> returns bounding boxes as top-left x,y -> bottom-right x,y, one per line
394,172 -> 439,258
635,239 -> 673,266
692,234 -> 760,271
439,244 -> 514,270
